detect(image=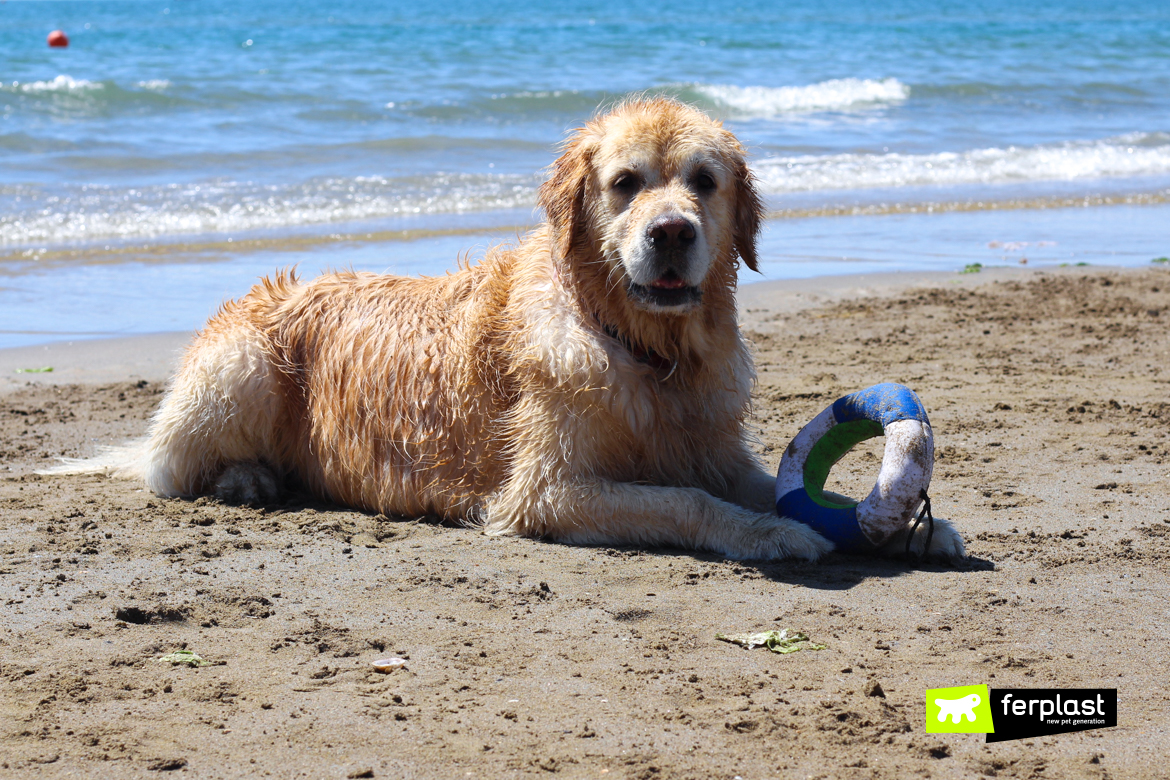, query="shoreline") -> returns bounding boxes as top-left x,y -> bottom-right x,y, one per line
4,200 -> 1168,352
6,184 -> 1170,271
